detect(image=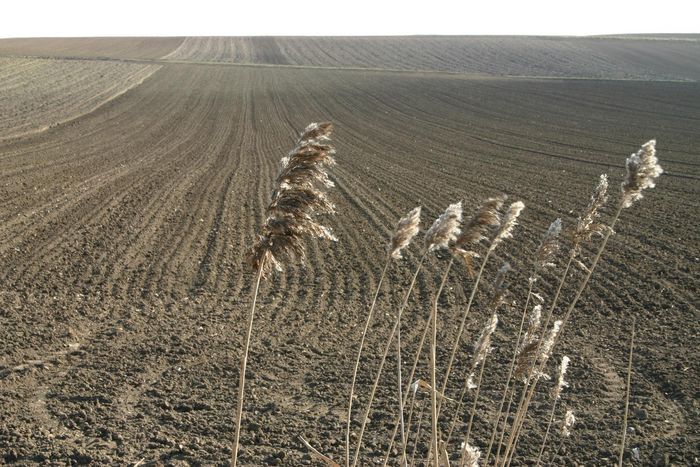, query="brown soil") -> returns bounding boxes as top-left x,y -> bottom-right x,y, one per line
0,39 -> 698,466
